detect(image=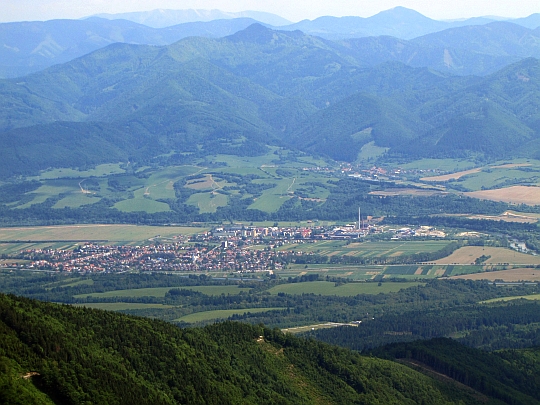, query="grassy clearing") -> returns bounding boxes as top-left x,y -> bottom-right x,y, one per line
52,193 -> 102,209
73,303 -> 176,311
180,285 -> 252,295
16,181 -> 81,208
399,159 -> 475,171
175,307 -> 283,323
282,323 -> 359,334
113,197 -> 171,213
53,279 -> 95,288
249,178 -> 295,212
467,212 -> 539,224
481,294 -> 540,304
267,281 -> 423,296
35,163 -> 126,180
75,285 -> 252,299
187,192 -> 228,213
280,265 -> 384,280
369,189 -> 448,197
209,151 -> 280,168
357,141 -> 388,161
